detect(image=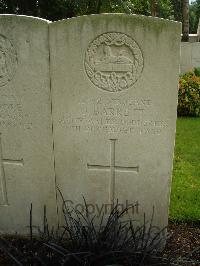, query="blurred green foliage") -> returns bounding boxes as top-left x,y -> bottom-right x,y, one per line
194,67 -> 200,77
178,70 -> 200,117
189,0 -> 200,33
0,0 -> 183,22
0,1 -> 199,34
